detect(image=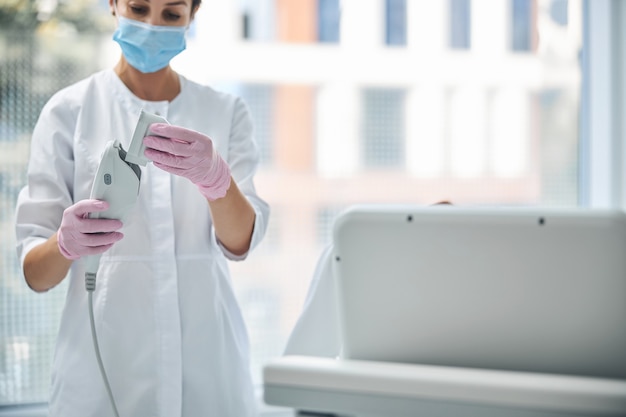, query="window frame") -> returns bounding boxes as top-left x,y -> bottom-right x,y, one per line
579,0 -> 626,208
